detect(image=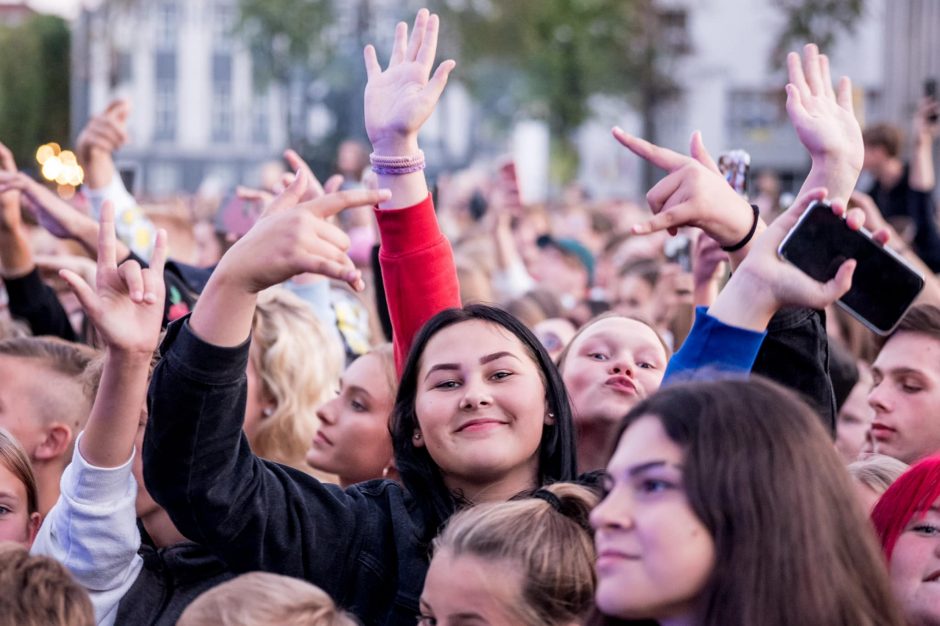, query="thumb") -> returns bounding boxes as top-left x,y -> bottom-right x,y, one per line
821,258 -> 856,303
426,59 -> 456,102
59,269 -> 99,318
689,131 -> 719,173
263,168 -> 308,217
